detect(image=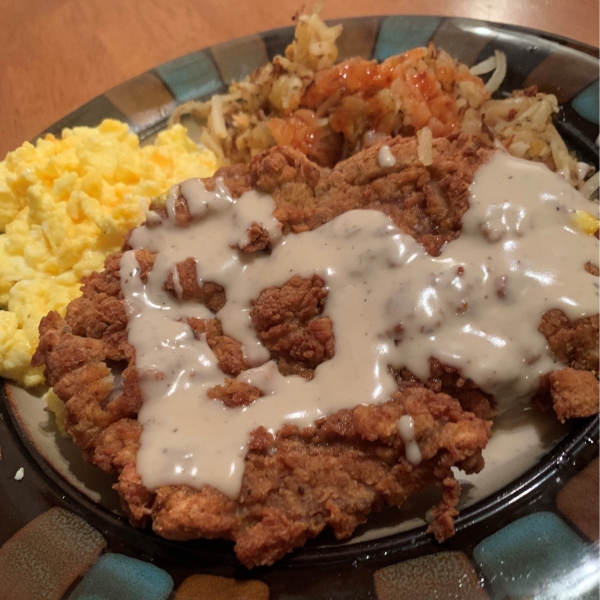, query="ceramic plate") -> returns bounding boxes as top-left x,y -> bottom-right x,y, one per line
1,15 -> 599,600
